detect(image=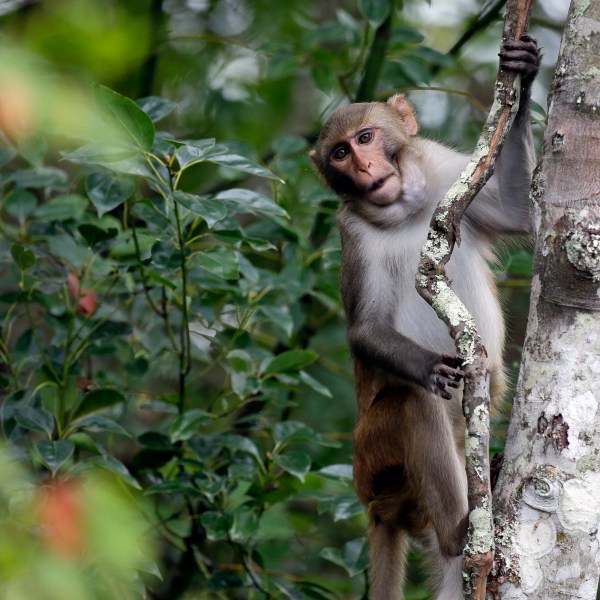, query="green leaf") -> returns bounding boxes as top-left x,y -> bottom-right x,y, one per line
93,84 -> 155,152
74,388 -> 126,418
257,305 -> 294,338
273,421 -> 340,448
216,188 -> 288,219
86,172 -> 136,217
71,415 -> 131,437
194,247 -> 239,280
11,244 -> 35,270
359,0 -> 391,27
6,189 -> 37,223
145,480 -> 197,495
14,405 -> 54,435
230,508 -> 259,542
311,64 -> 337,93
136,96 -> 176,122
0,147 -> 16,168
37,440 -> 75,476
6,167 -> 68,189
170,409 -> 212,442
299,371 -> 332,398
273,450 -> 311,482
33,194 -> 88,221
231,372 -> 260,399
172,191 -> 227,228
47,234 -> 89,268
317,464 -> 354,482
212,230 -> 275,252
319,494 -> 363,521
204,148 -> 283,182
172,139 -> 216,169
137,432 -> 176,450
151,240 -> 180,270
263,350 -> 319,376
145,270 -> 177,290
226,349 -> 254,373
201,511 -> 230,541
87,455 -> 141,489
391,26 -> 425,45
272,135 -> 308,157
221,434 -> 261,461
320,538 -> 369,577
78,223 -> 119,246
68,432 -> 104,455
